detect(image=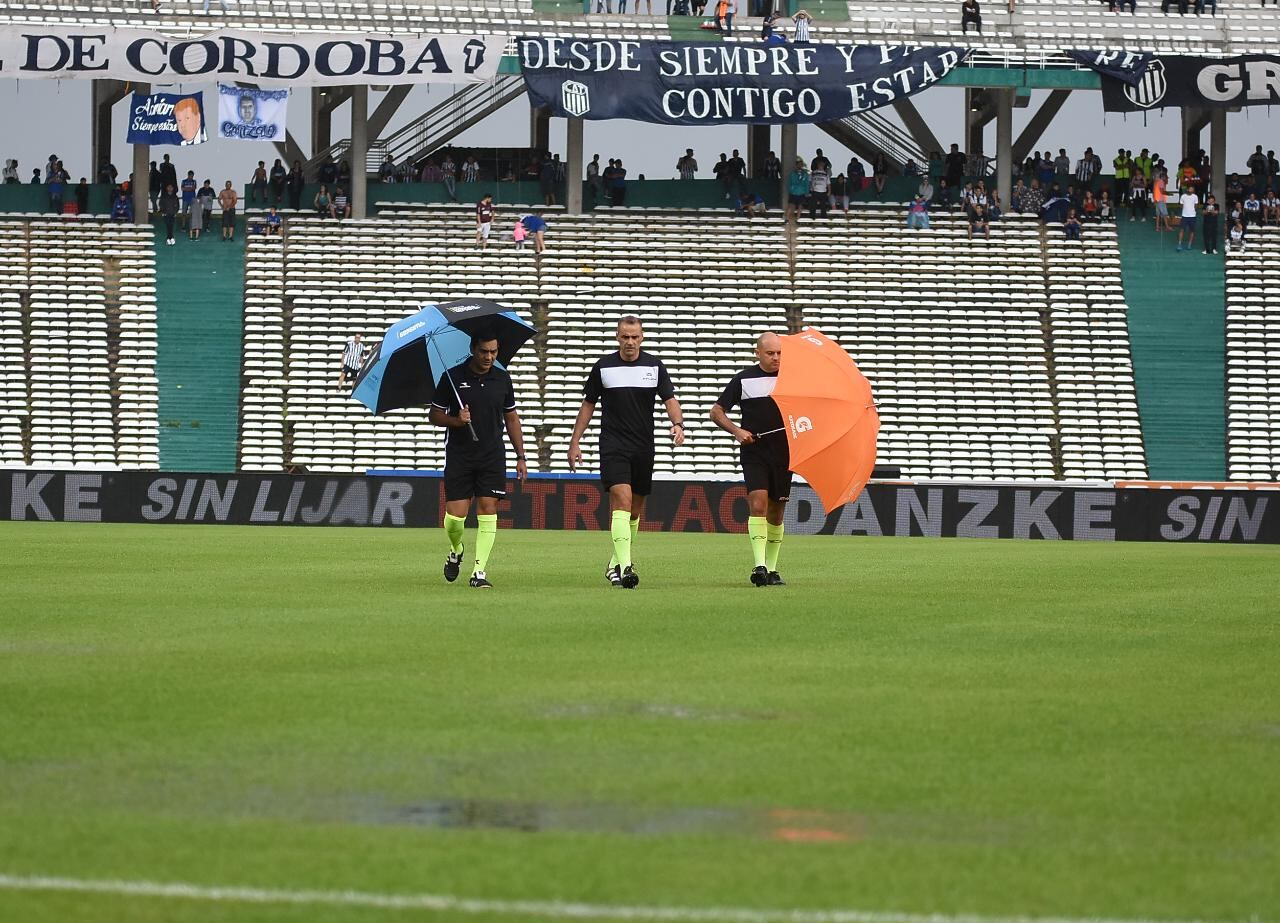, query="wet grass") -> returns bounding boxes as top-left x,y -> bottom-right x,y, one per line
1,522 -> 1278,922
